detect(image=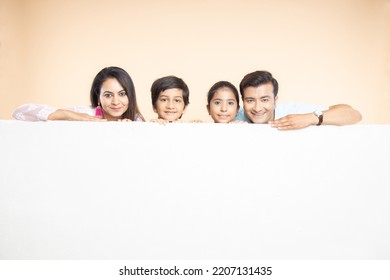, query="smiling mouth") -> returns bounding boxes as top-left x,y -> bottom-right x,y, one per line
252,112 -> 266,117
164,111 -> 177,114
